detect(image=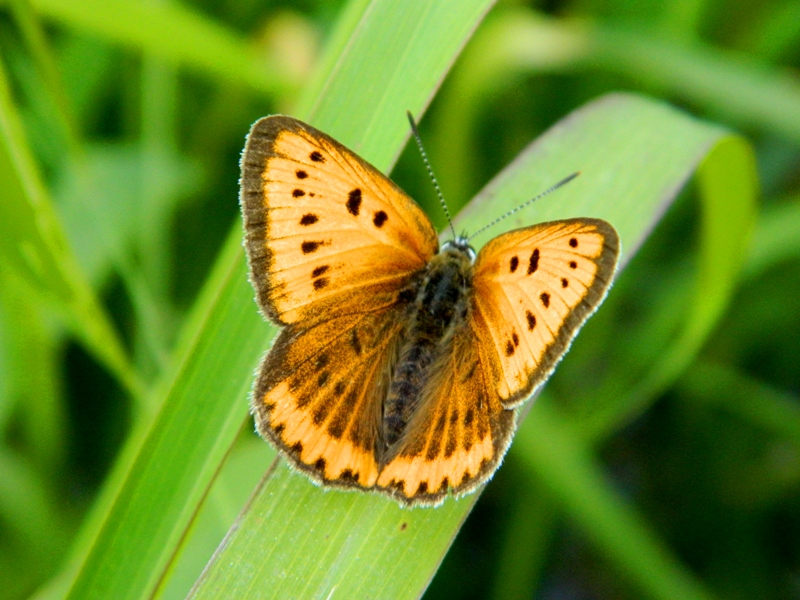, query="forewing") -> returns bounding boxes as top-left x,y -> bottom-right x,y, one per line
240,115 -> 439,325
253,306 -> 405,489
471,218 -> 619,407
375,327 -> 516,506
